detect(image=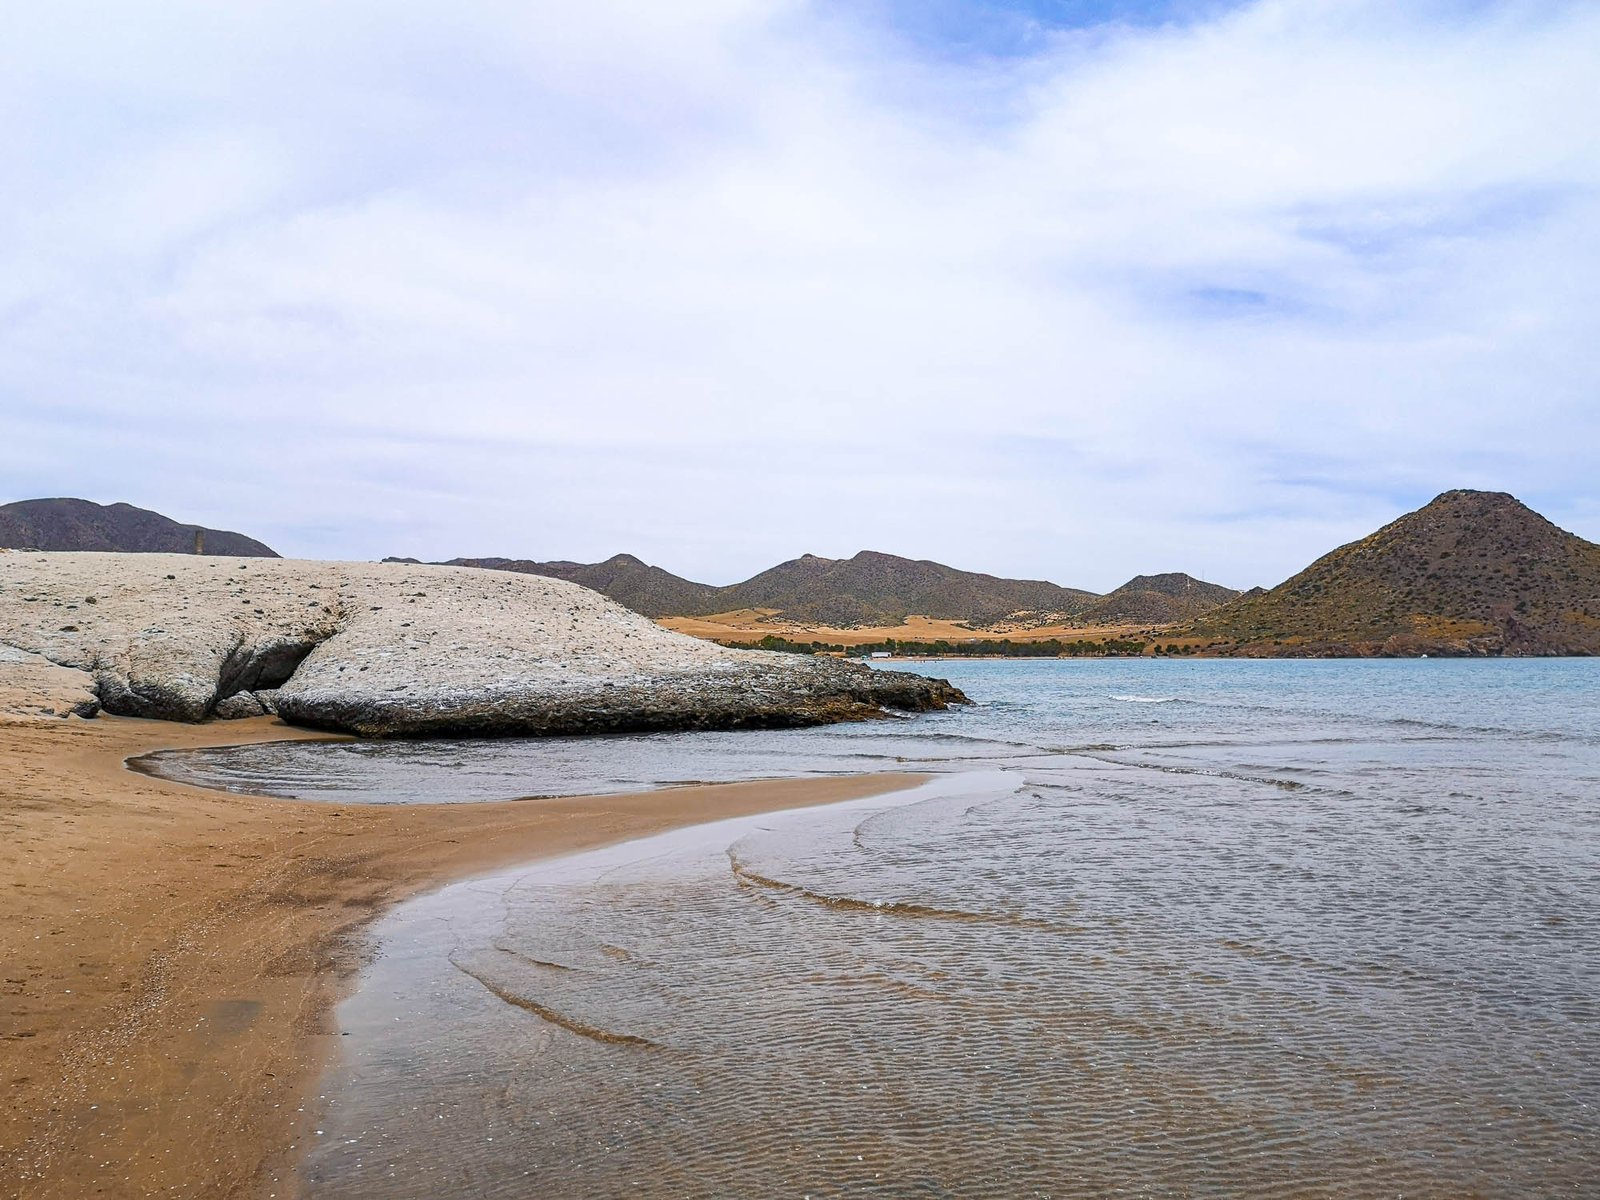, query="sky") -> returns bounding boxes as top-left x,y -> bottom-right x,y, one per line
3,0 -> 1597,592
